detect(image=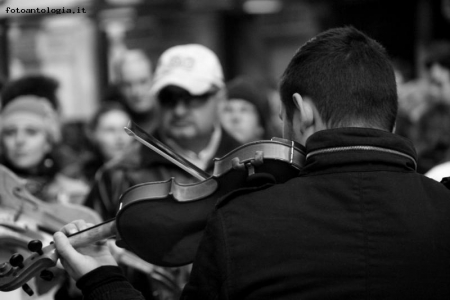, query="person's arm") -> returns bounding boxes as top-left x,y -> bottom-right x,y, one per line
53,220 -> 145,300
76,266 -> 144,300
181,209 -> 229,300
